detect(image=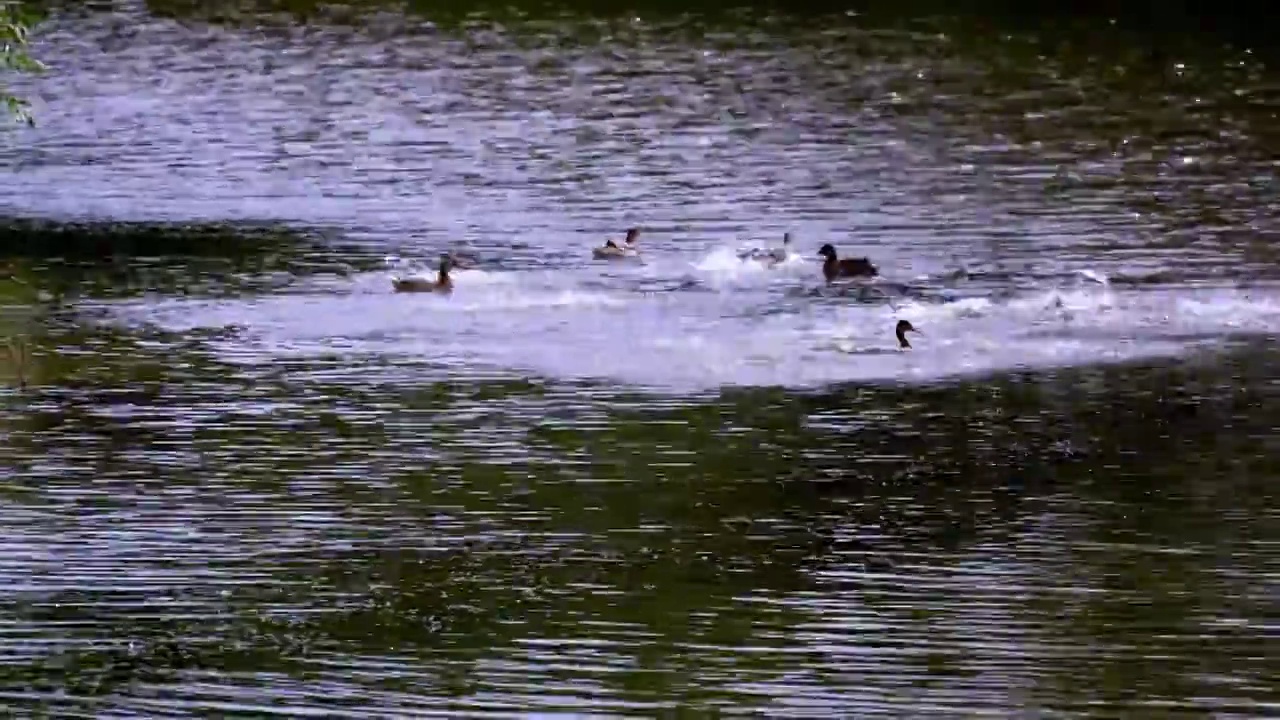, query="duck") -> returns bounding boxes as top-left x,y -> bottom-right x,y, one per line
391,254 -> 453,294
833,319 -> 922,355
446,251 -> 477,271
817,243 -> 878,282
593,228 -> 641,260
739,232 -> 792,267
895,319 -> 920,349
